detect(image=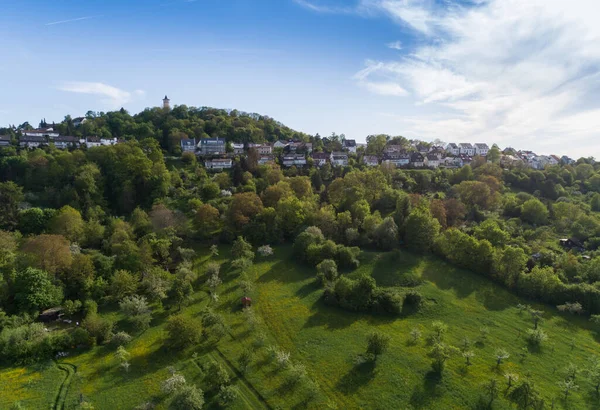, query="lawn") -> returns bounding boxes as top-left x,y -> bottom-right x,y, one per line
2,245 -> 600,409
